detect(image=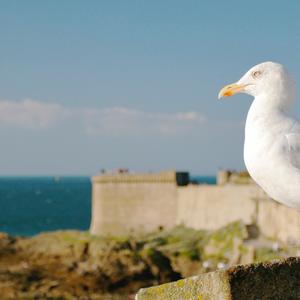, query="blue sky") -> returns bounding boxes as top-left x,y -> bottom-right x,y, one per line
0,0 -> 300,175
